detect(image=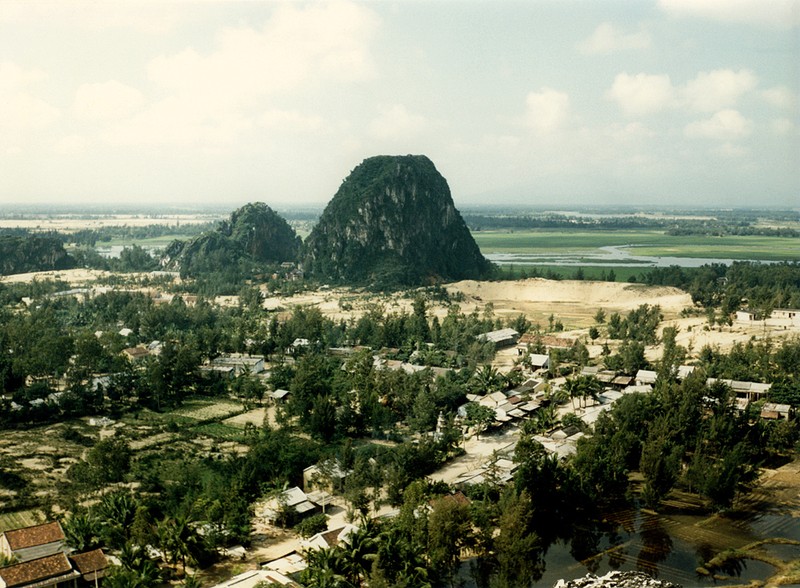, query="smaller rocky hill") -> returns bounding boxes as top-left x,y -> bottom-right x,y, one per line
0,234 -> 74,276
303,154 -> 493,286
162,202 -> 299,276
